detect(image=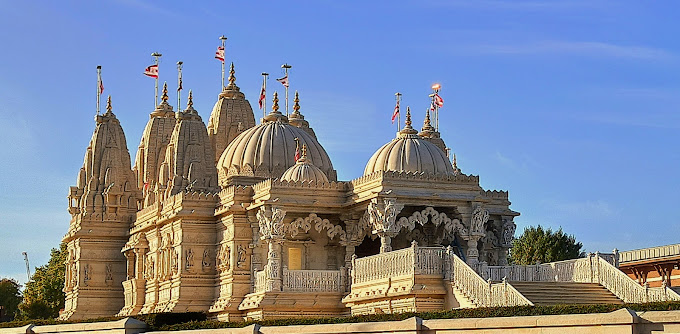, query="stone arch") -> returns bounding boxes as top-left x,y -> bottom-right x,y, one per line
288,213 -> 346,241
